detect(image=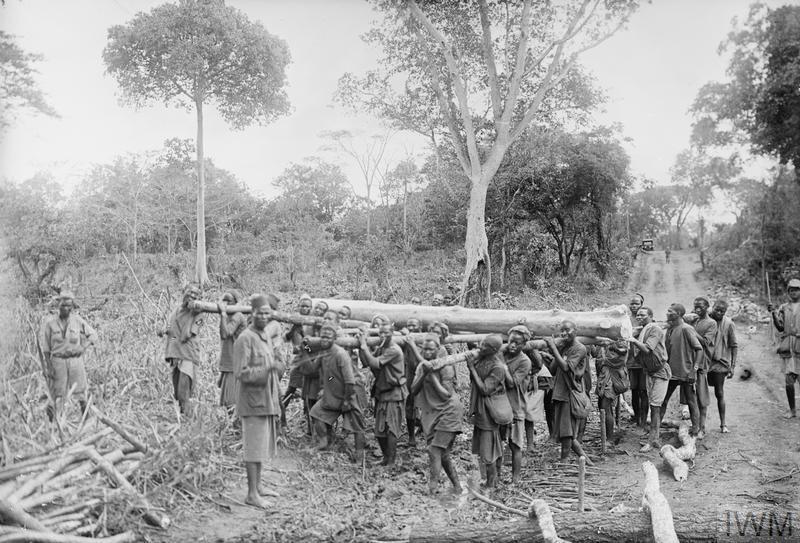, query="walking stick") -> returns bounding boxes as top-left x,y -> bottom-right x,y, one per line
766,271 -> 776,345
